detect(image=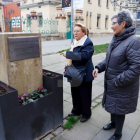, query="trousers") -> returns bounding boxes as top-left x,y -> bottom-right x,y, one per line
71,81 -> 92,119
